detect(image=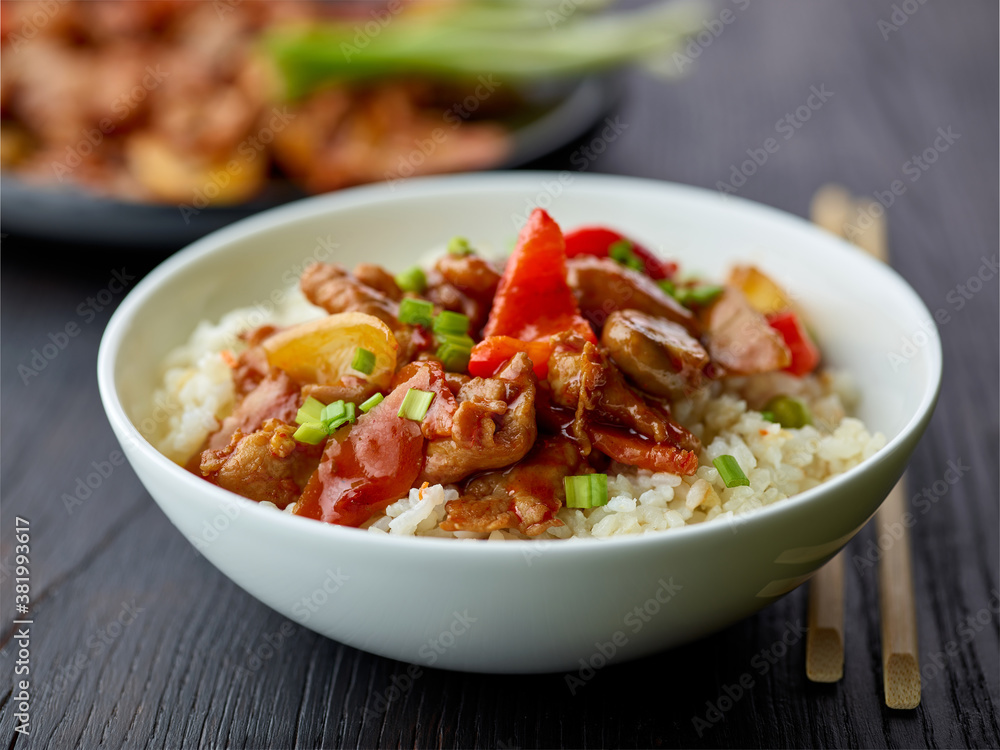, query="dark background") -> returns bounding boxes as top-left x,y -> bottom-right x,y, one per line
2,1 -> 998,748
